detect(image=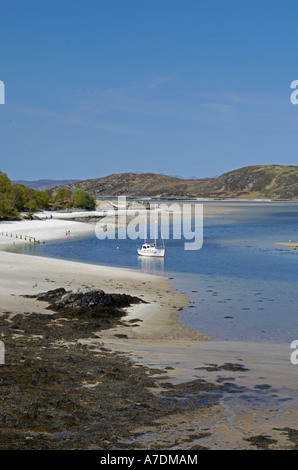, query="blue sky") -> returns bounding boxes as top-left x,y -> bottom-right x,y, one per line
0,0 -> 298,181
